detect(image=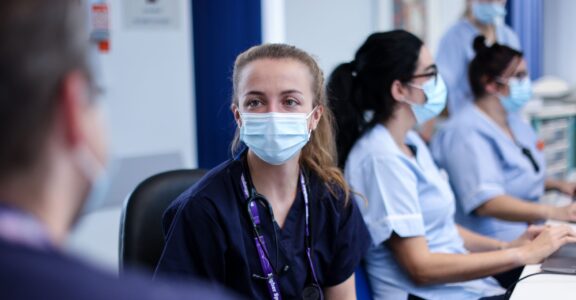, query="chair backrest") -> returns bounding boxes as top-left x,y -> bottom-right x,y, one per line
355,264 -> 373,300
119,169 -> 206,274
